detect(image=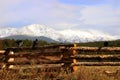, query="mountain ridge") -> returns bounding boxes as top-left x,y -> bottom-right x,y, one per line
0,24 -> 119,42
3,35 -> 56,42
